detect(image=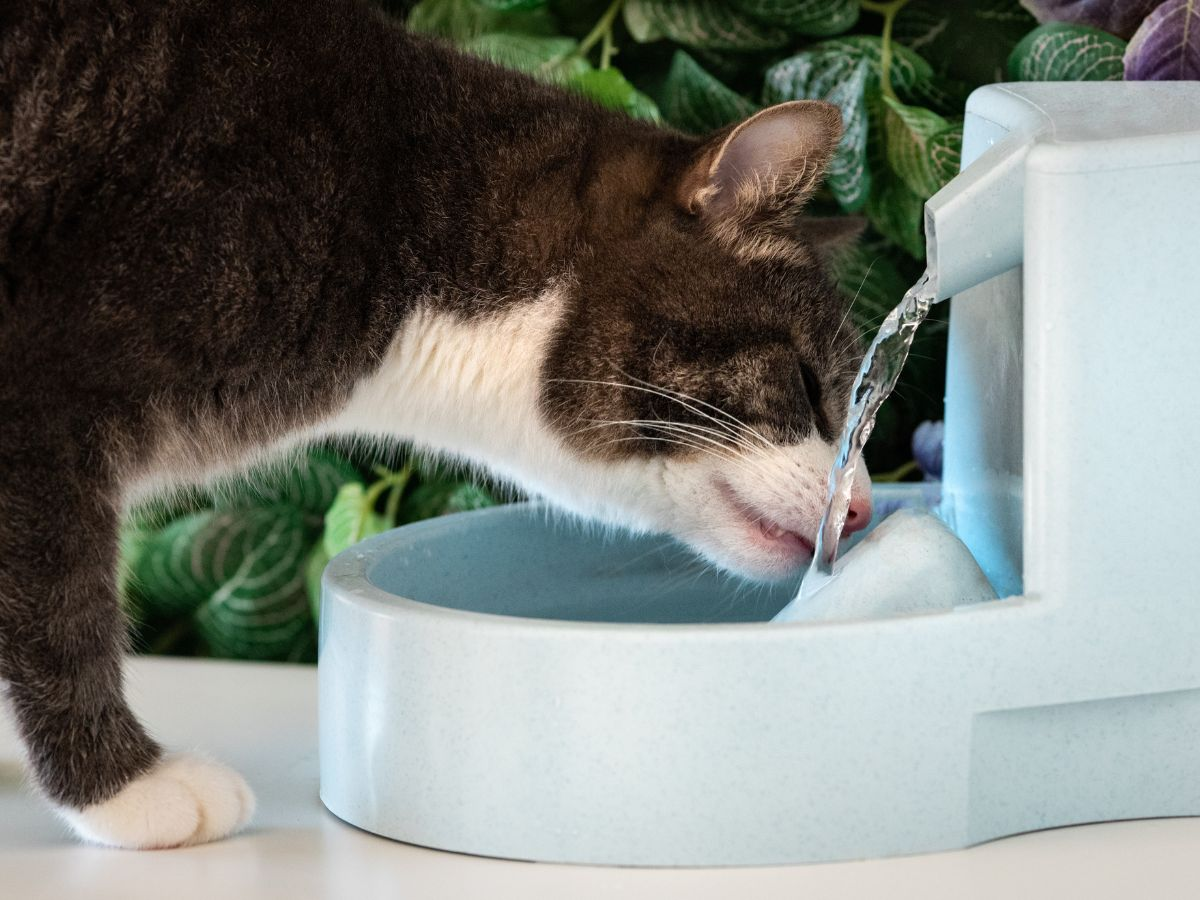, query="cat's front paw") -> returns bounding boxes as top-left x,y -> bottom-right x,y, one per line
57,753 -> 255,849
